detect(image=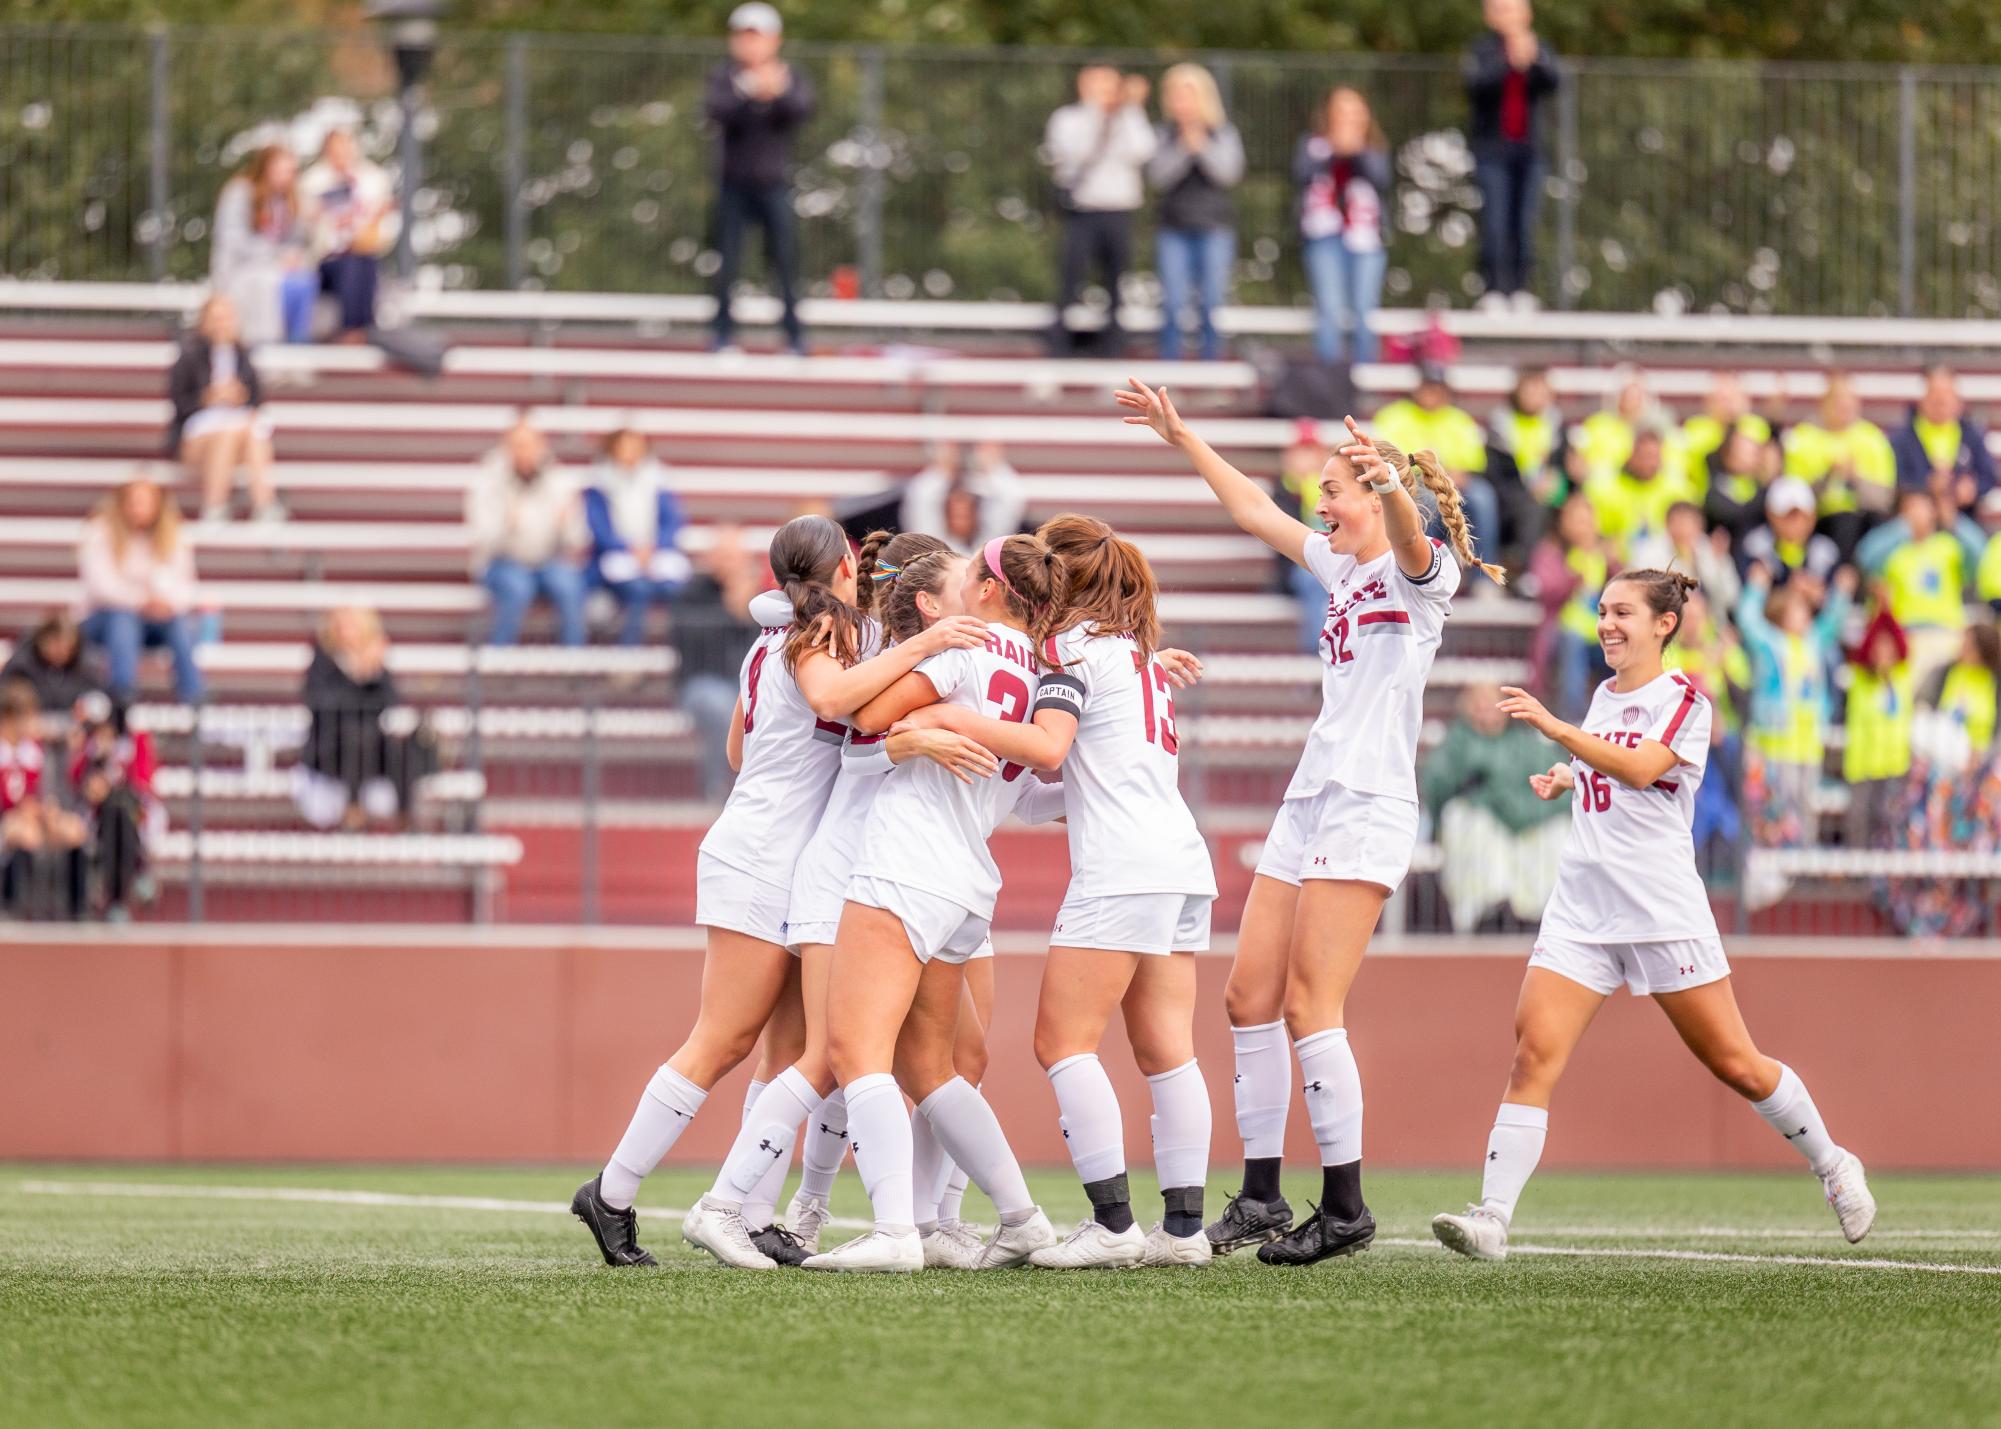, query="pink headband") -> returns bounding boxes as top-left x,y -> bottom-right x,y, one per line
982,535 -> 1026,604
